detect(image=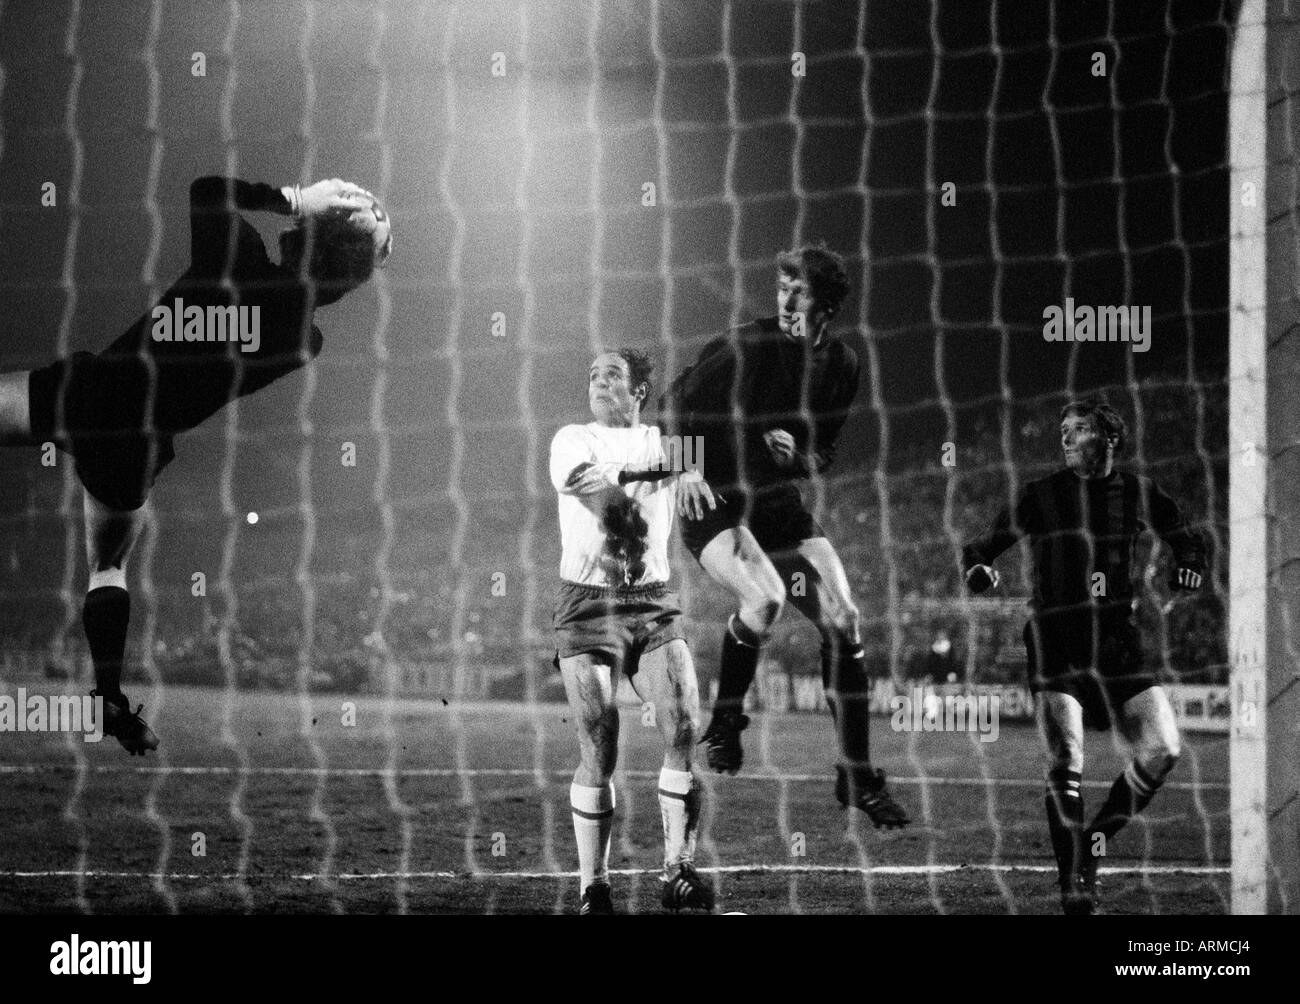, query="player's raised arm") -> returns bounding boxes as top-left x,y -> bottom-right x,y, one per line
1145,479 -> 1207,590
188,176 -> 296,273
189,176 -> 380,277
